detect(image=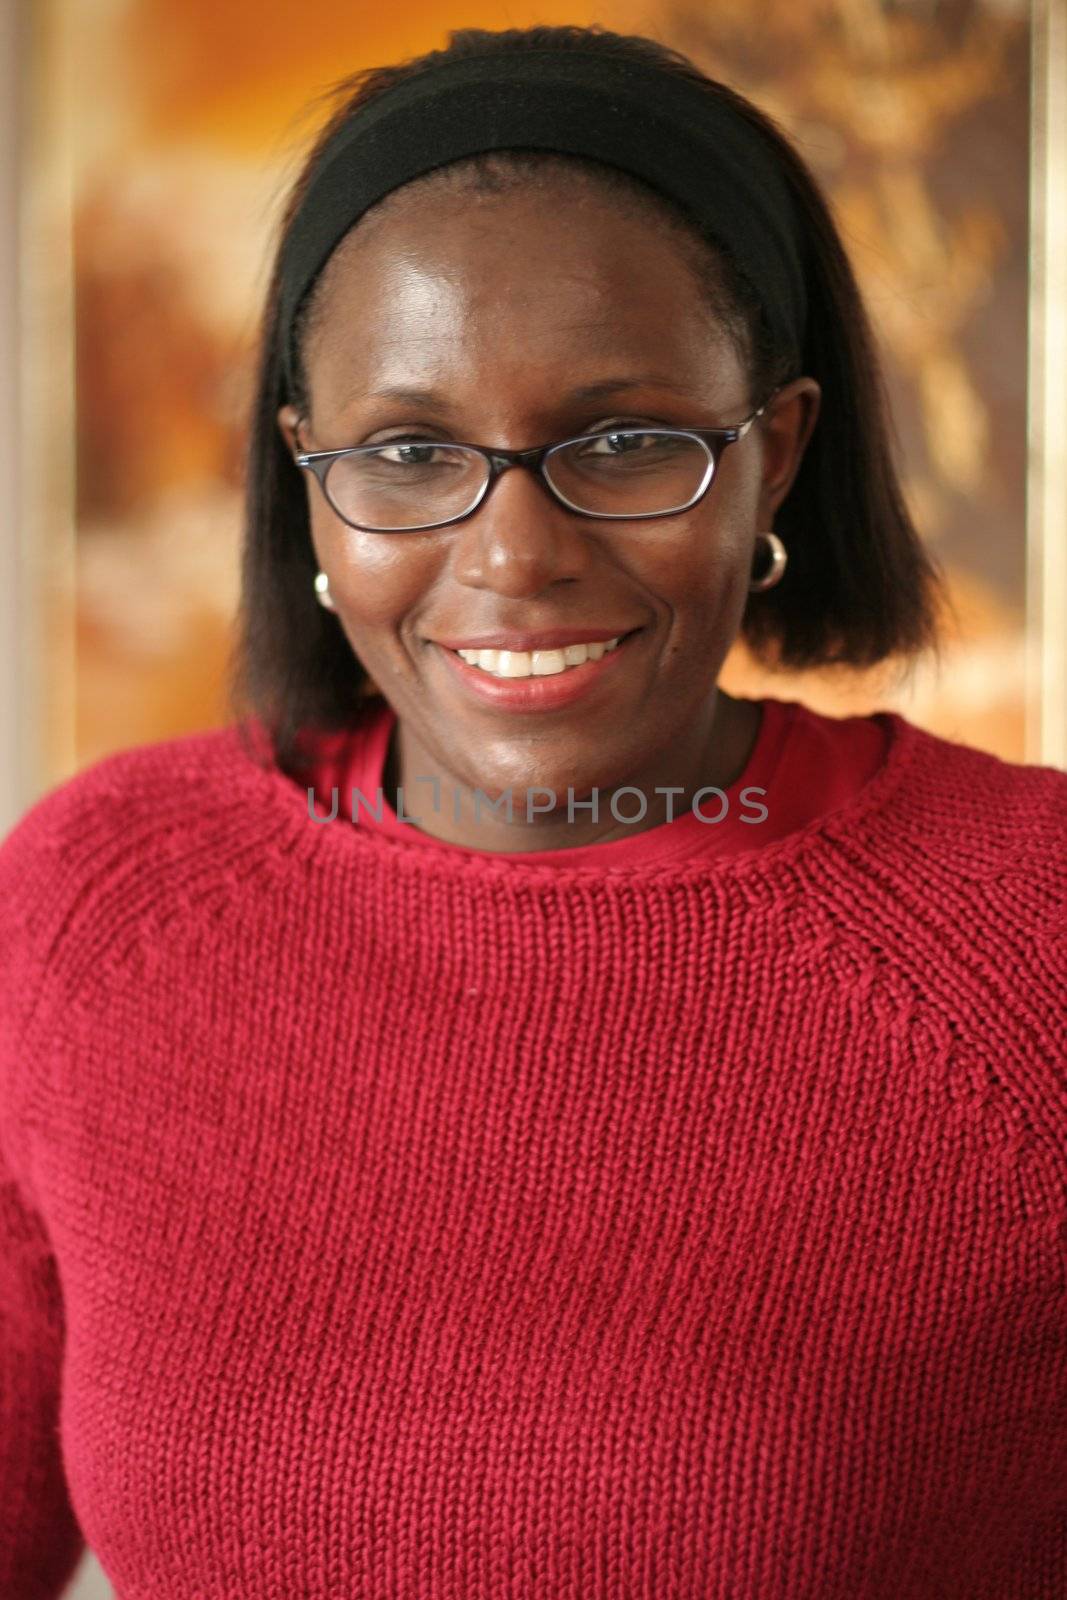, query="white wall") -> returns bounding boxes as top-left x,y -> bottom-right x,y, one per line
1,0 -> 77,841
2,12 -> 112,1596
0,0 -> 27,836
